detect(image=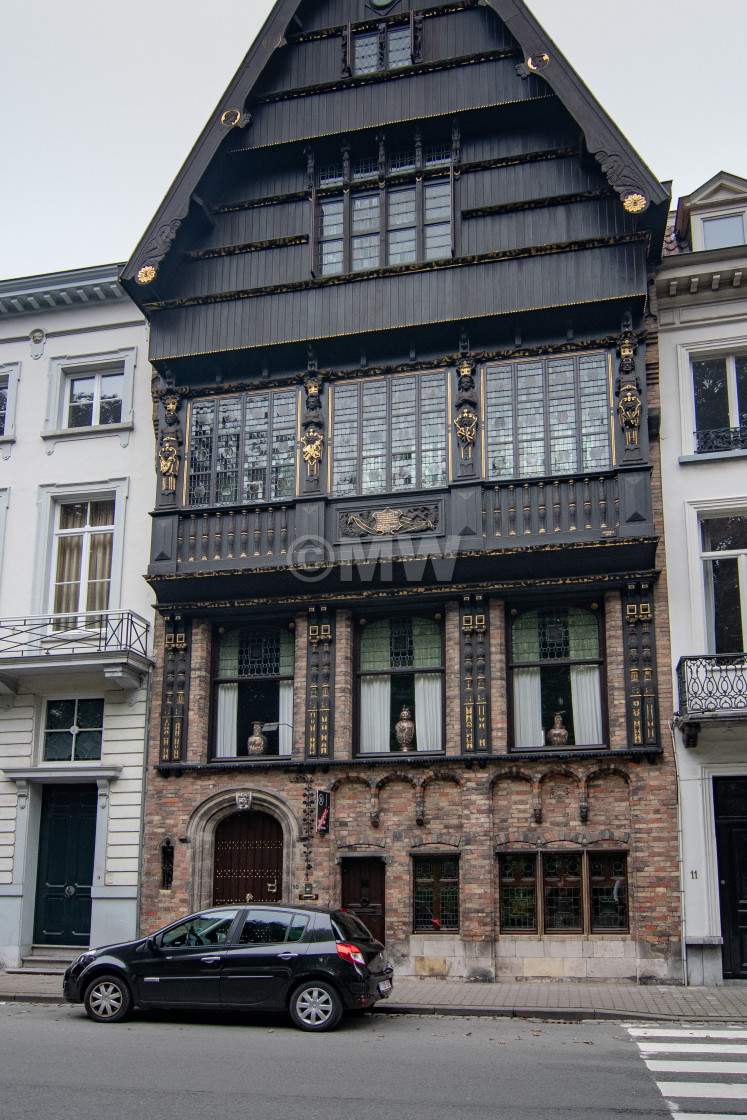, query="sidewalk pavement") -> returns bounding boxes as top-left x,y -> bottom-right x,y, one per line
2,970 -> 747,1021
